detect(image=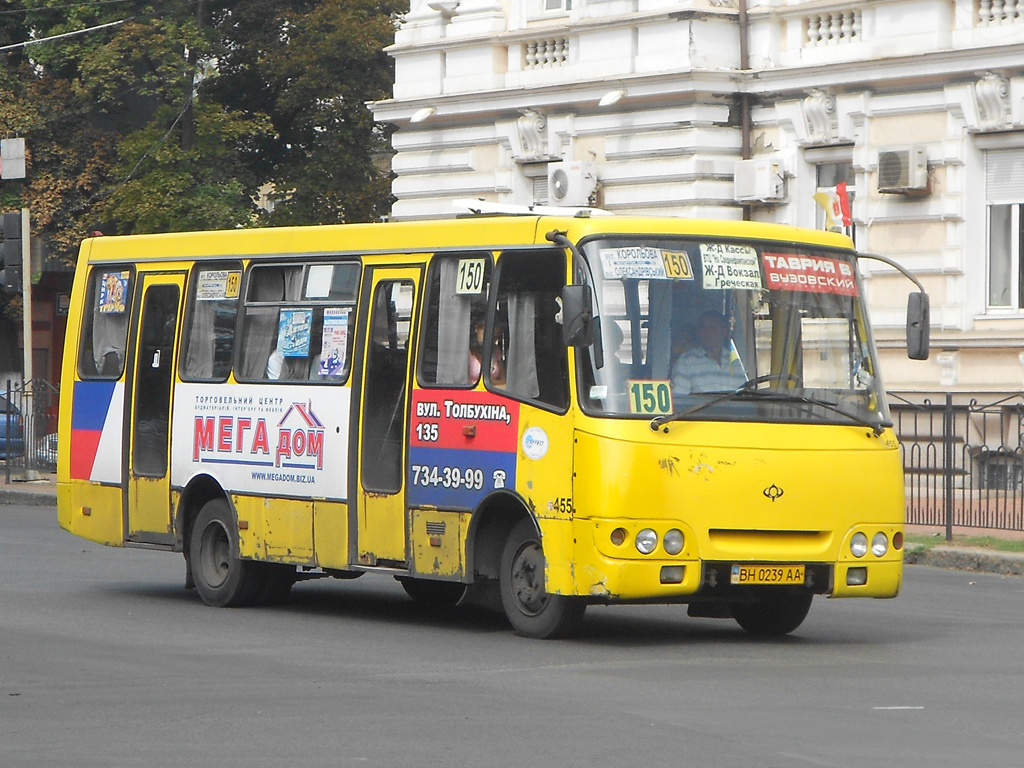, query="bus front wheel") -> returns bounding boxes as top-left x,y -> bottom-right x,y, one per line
190,498 -> 261,608
731,589 -> 813,637
499,519 -> 585,639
